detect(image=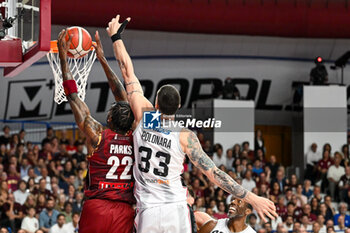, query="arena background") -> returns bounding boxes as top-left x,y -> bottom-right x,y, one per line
0,0 -> 350,233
